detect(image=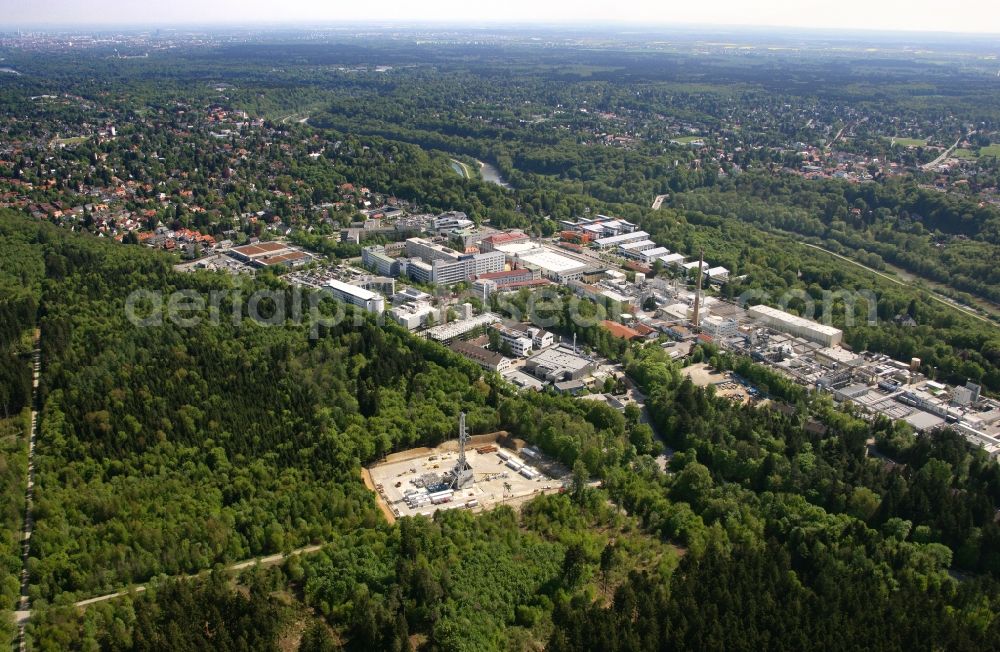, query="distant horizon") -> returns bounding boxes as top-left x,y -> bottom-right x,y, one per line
3,20 -> 1000,41
3,0 -> 1000,37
